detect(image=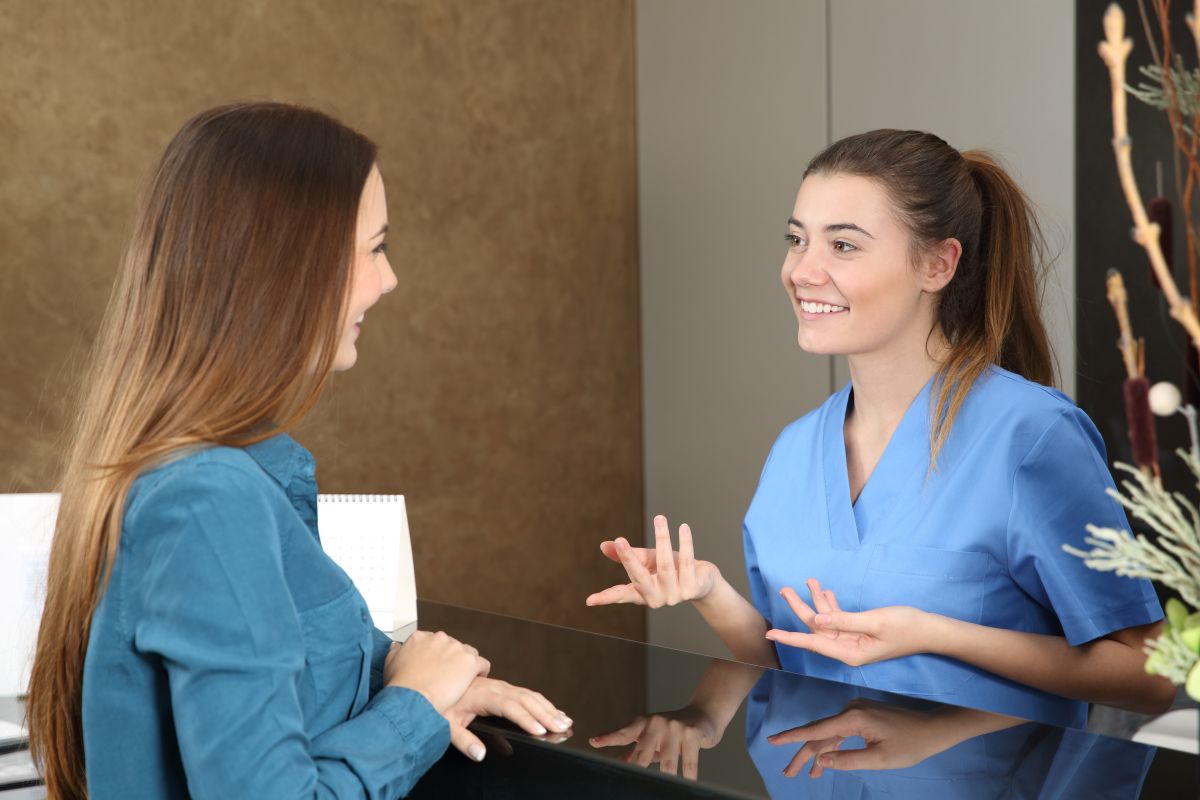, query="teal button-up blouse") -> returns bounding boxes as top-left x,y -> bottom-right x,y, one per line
82,434 -> 449,798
